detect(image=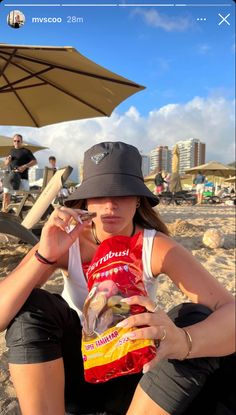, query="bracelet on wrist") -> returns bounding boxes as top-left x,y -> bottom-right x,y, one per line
35,250 -> 57,265
180,328 -> 192,360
